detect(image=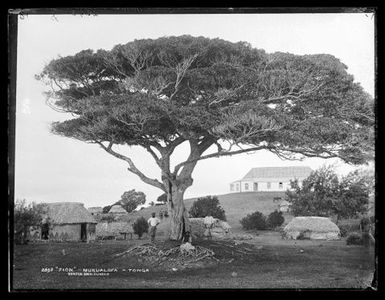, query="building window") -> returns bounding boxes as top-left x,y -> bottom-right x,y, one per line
230,184 -> 234,191
245,183 -> 249,190
279,182 -> 283,189
236,184 -> 239,191
267,182 -> 271,189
